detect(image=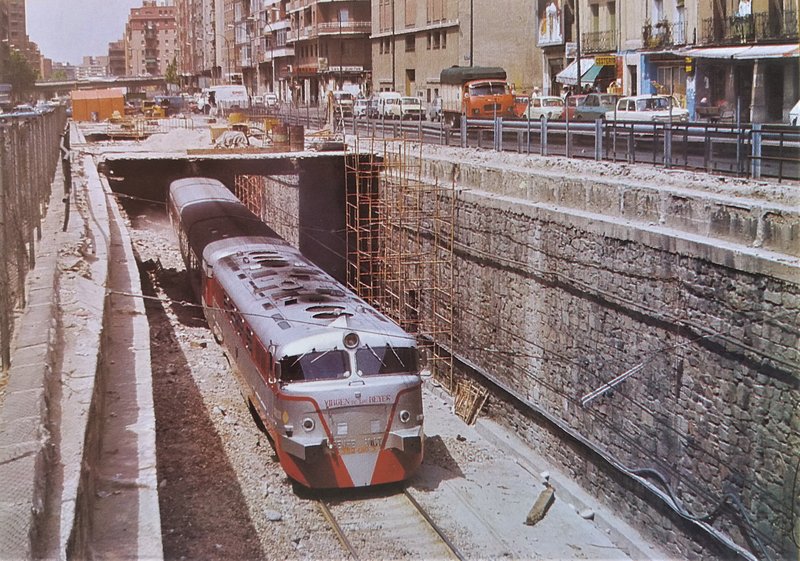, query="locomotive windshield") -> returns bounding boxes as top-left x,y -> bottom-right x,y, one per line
280,350 -> 349,383
356,345 -> 419,376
